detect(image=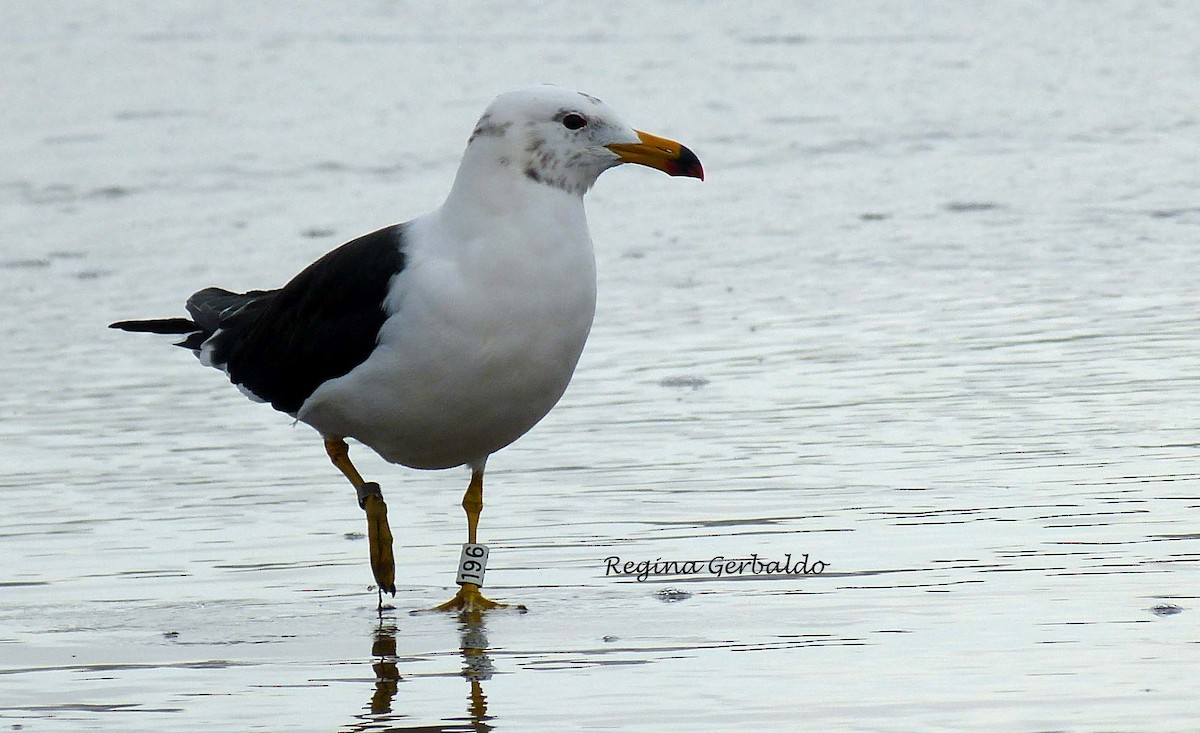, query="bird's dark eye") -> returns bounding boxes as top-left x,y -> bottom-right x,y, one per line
562,113 -> 588,130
